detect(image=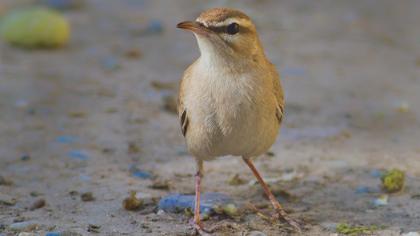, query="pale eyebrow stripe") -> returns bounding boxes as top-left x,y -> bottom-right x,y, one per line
212,18 -> 252,27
